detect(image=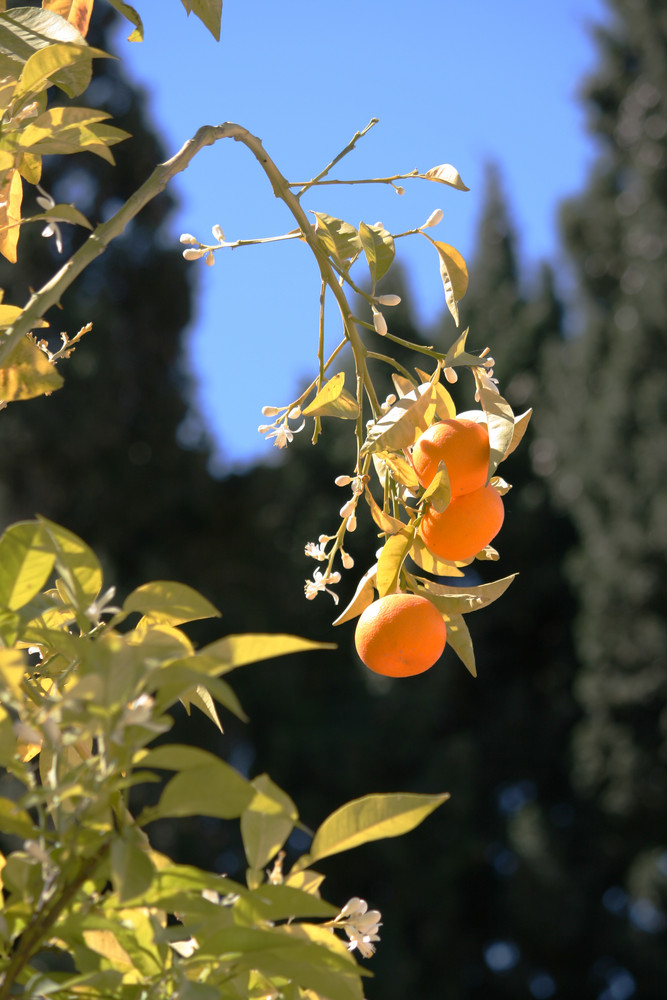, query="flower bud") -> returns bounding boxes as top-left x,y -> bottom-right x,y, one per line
346,514 -> 357,532
376,294 -> 401,307
372,308 -> 387,336
257,424 -> 271,433
341,550 -> 354,569
212,223 -> 225,242
394,185 -> 405,195
340,499 -> 356,519
183,248 -> 206,260
180,233 -> 198,244
422,208 -> 443,229
205,251 -> 215,266
335,475 -> 353,487
262,405 -> 282,416
444,366 -> 459,384
288,406 -> 302,419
